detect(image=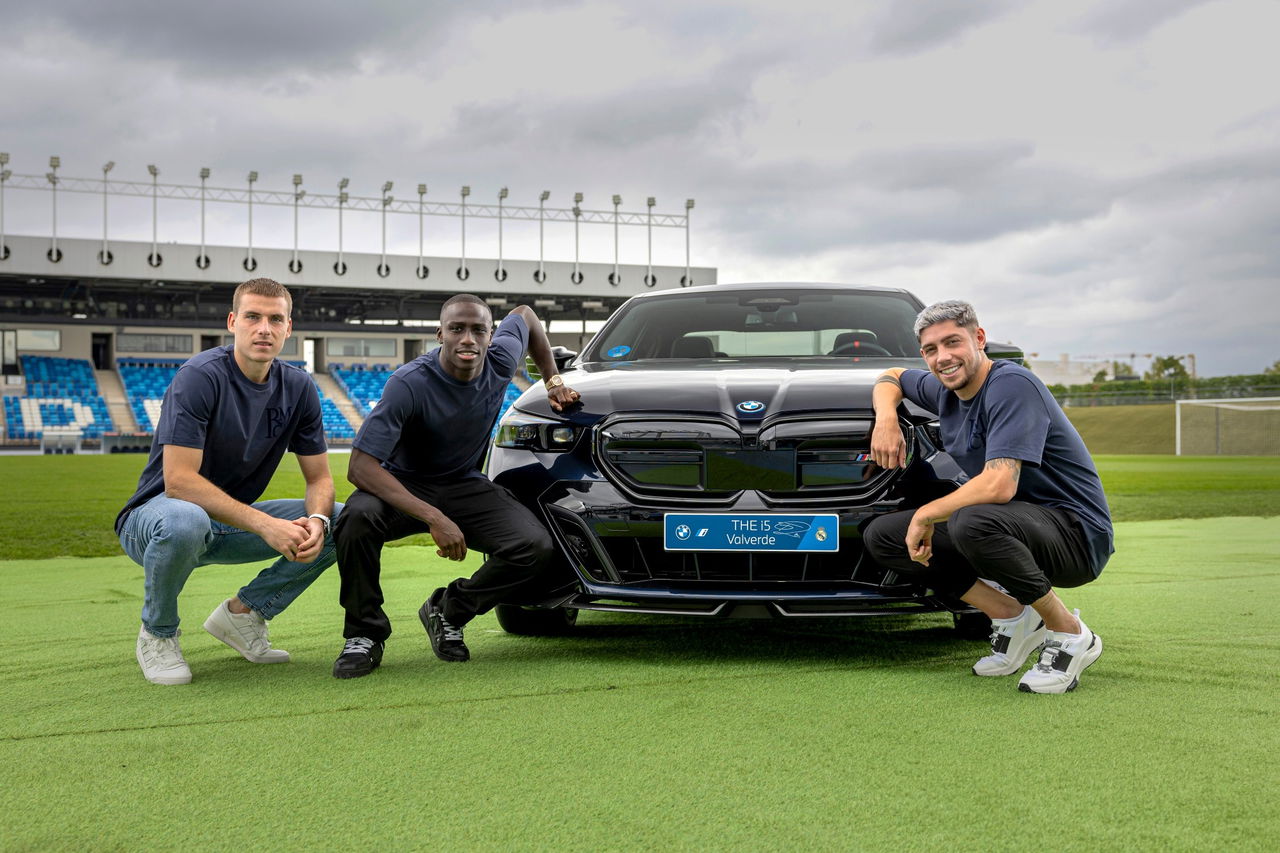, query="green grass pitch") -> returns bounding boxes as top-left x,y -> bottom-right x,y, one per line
0,454 -> 1277,850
